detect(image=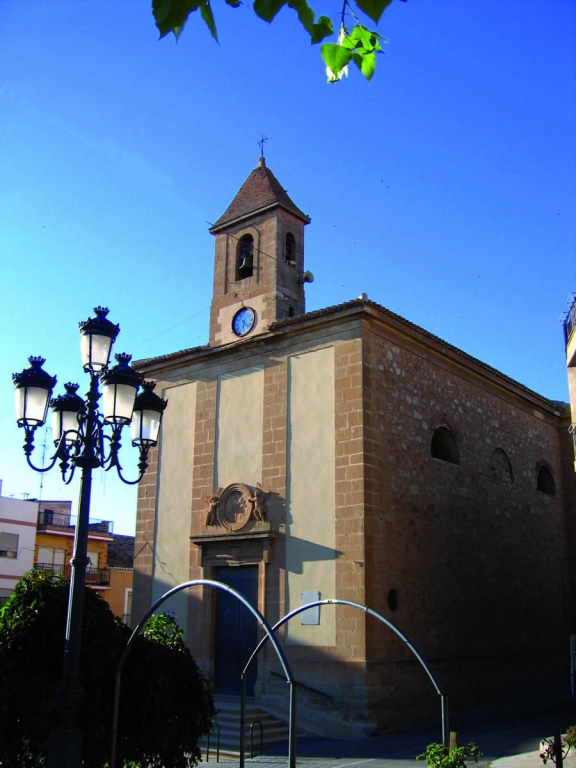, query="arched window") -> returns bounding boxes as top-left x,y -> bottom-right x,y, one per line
490,448 -> 514,483
285,233 -> 296,265
536,466 -> 556,496
237,234 -> 254,279
430,426 -> 460,465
